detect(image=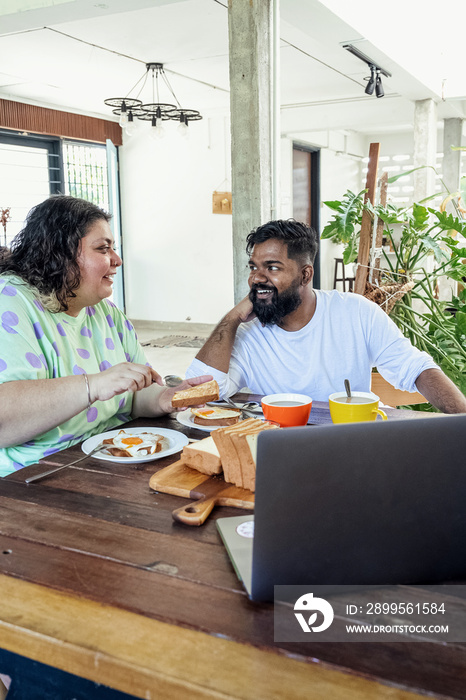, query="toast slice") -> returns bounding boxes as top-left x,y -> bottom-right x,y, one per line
191,406 -> 240,426
181,435 -> 222,475
232,423 -> 280,491
171,379 -> 219,408
211,418 -> 263,487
